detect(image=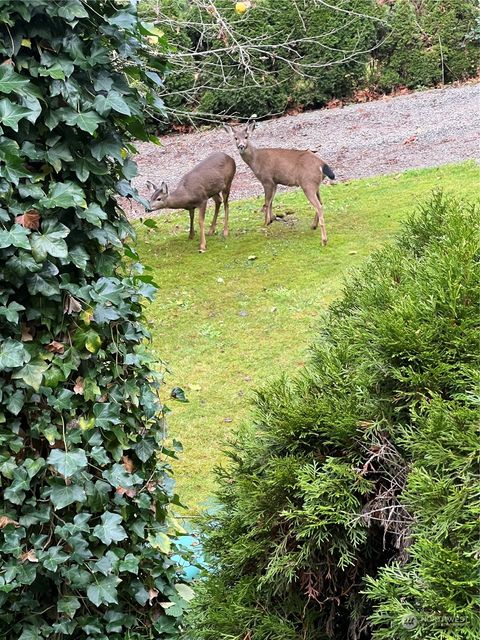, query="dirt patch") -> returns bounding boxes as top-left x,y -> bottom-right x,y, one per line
128,82 -> 480,218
